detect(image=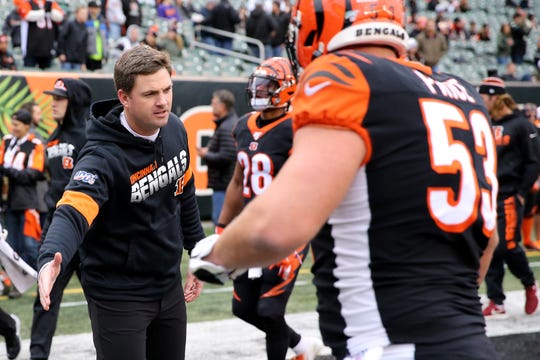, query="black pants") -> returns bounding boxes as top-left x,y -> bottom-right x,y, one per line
486,195 -> 536,304
30,255 -> 81,360
232,245 -> 308,360
0,307 -> 16,342
86,278 -> 187,360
